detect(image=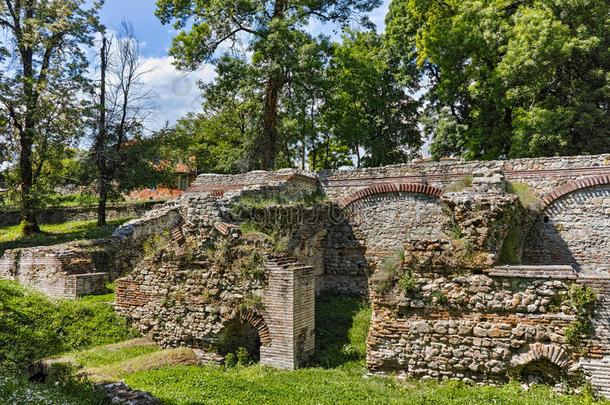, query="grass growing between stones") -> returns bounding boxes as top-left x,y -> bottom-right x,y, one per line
0,217 -> 133,254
